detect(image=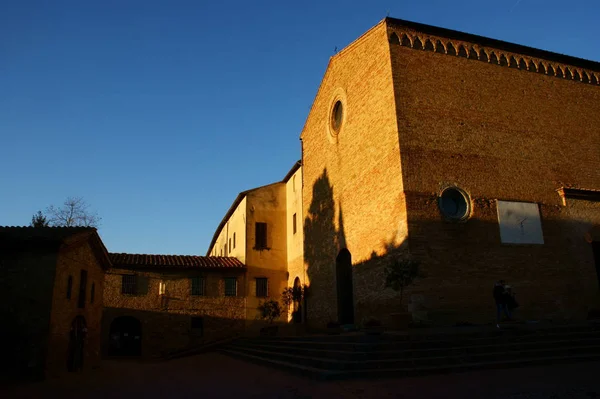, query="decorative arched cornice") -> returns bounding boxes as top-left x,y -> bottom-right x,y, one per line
388,30 -> 599,86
